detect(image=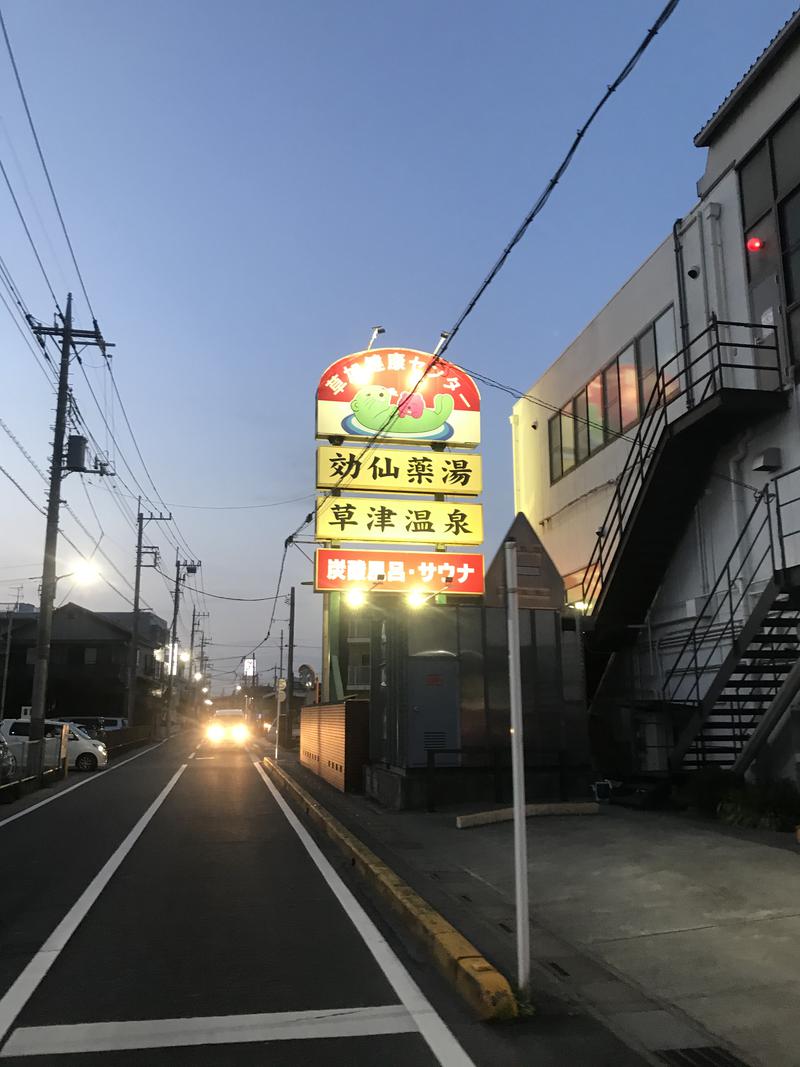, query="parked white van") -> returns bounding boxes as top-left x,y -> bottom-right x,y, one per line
0,719 -> 108,772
